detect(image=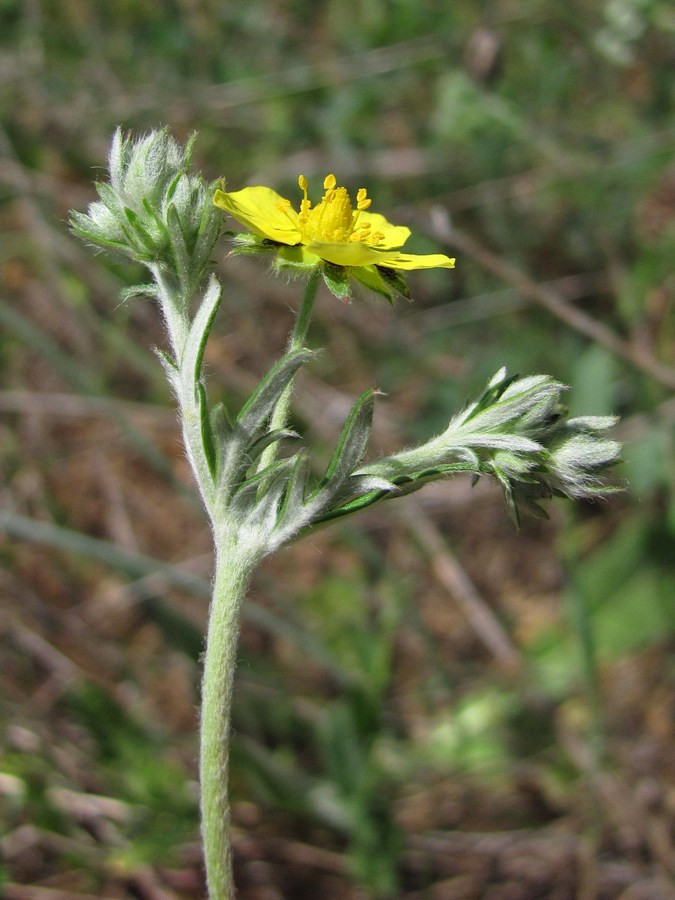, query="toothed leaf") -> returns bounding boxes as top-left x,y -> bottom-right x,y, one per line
313,388 -> 376,497
236,348 -> 316,436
